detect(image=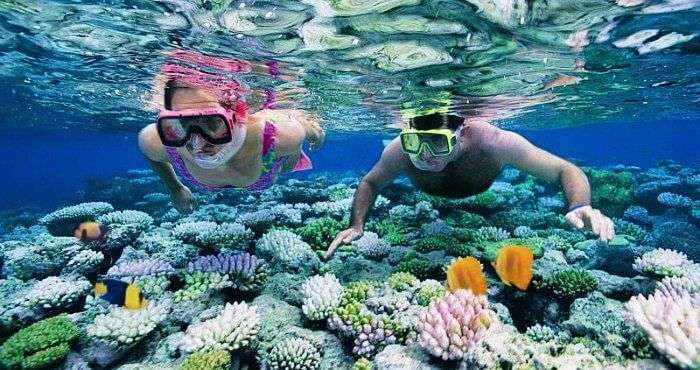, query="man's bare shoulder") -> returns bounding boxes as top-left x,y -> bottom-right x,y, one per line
467,121 -> 512,152
381,137 -> 409,165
